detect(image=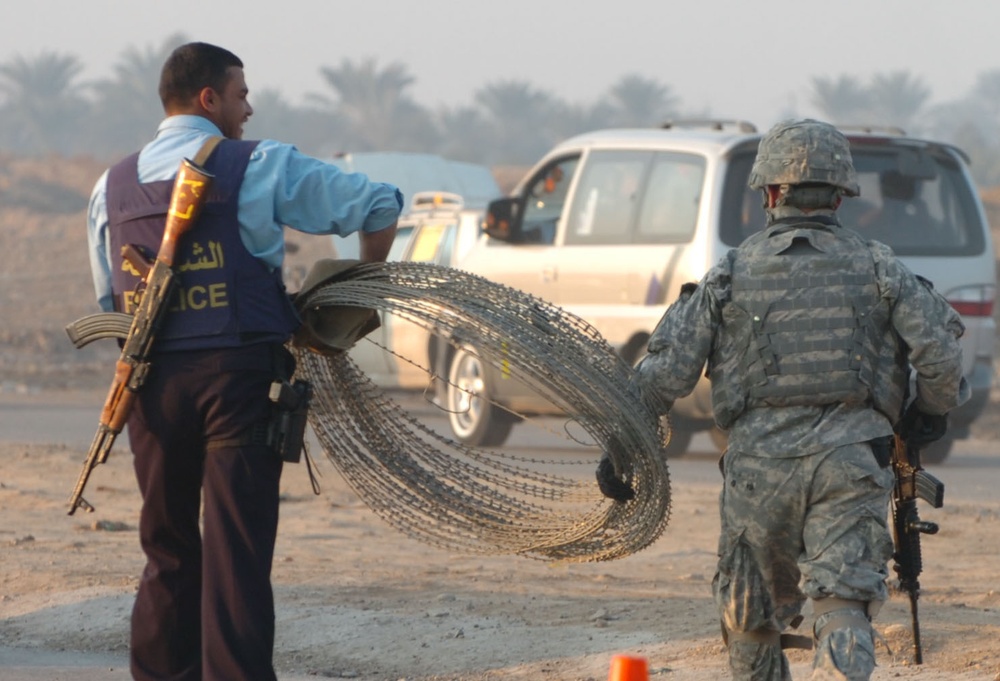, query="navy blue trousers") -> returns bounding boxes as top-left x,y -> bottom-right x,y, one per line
127,343 -> 285,681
